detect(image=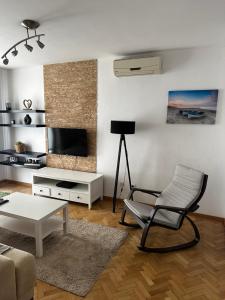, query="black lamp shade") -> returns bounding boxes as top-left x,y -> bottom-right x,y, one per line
111,120 -> 135,134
